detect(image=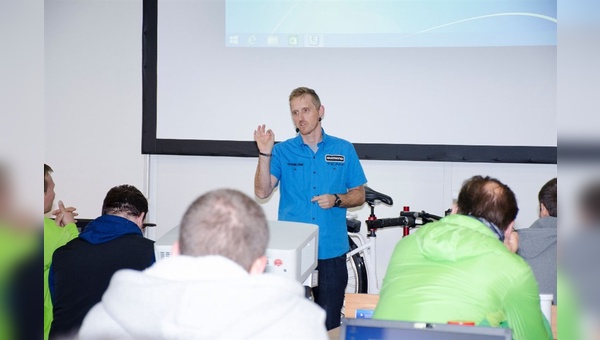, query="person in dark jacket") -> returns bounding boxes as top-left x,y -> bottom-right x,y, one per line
517,177 -> 557,304
48,184 -> 155,339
